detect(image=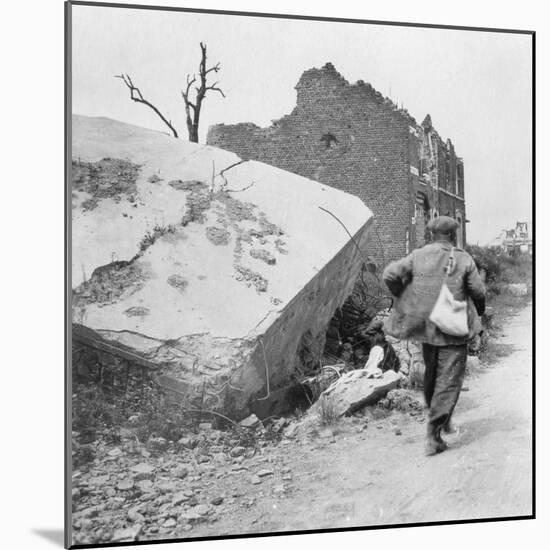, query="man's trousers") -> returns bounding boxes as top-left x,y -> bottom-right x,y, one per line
421,343 -> 468,431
